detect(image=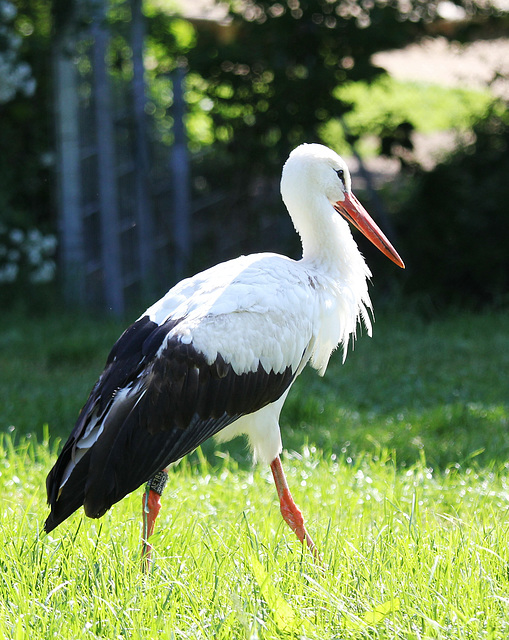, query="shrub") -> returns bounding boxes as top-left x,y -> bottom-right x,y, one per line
394,104 -> 509,309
